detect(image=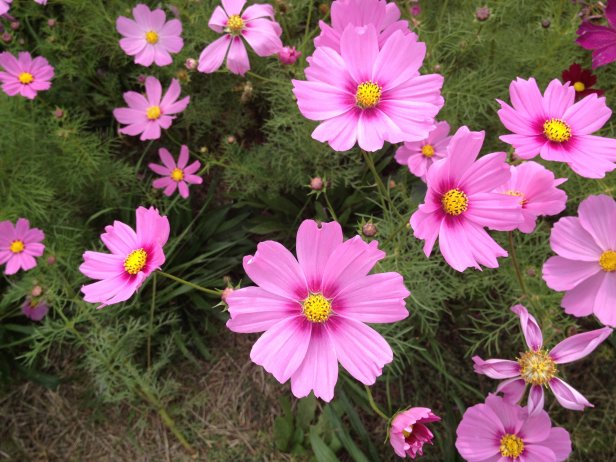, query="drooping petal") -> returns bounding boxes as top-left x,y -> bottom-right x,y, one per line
527,385 -> 545,416
511,304 -> 543,351
472,356 -> 521,379
548,378 -> 592,410
497,377 -> 526,404
549,327 -> 613,364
